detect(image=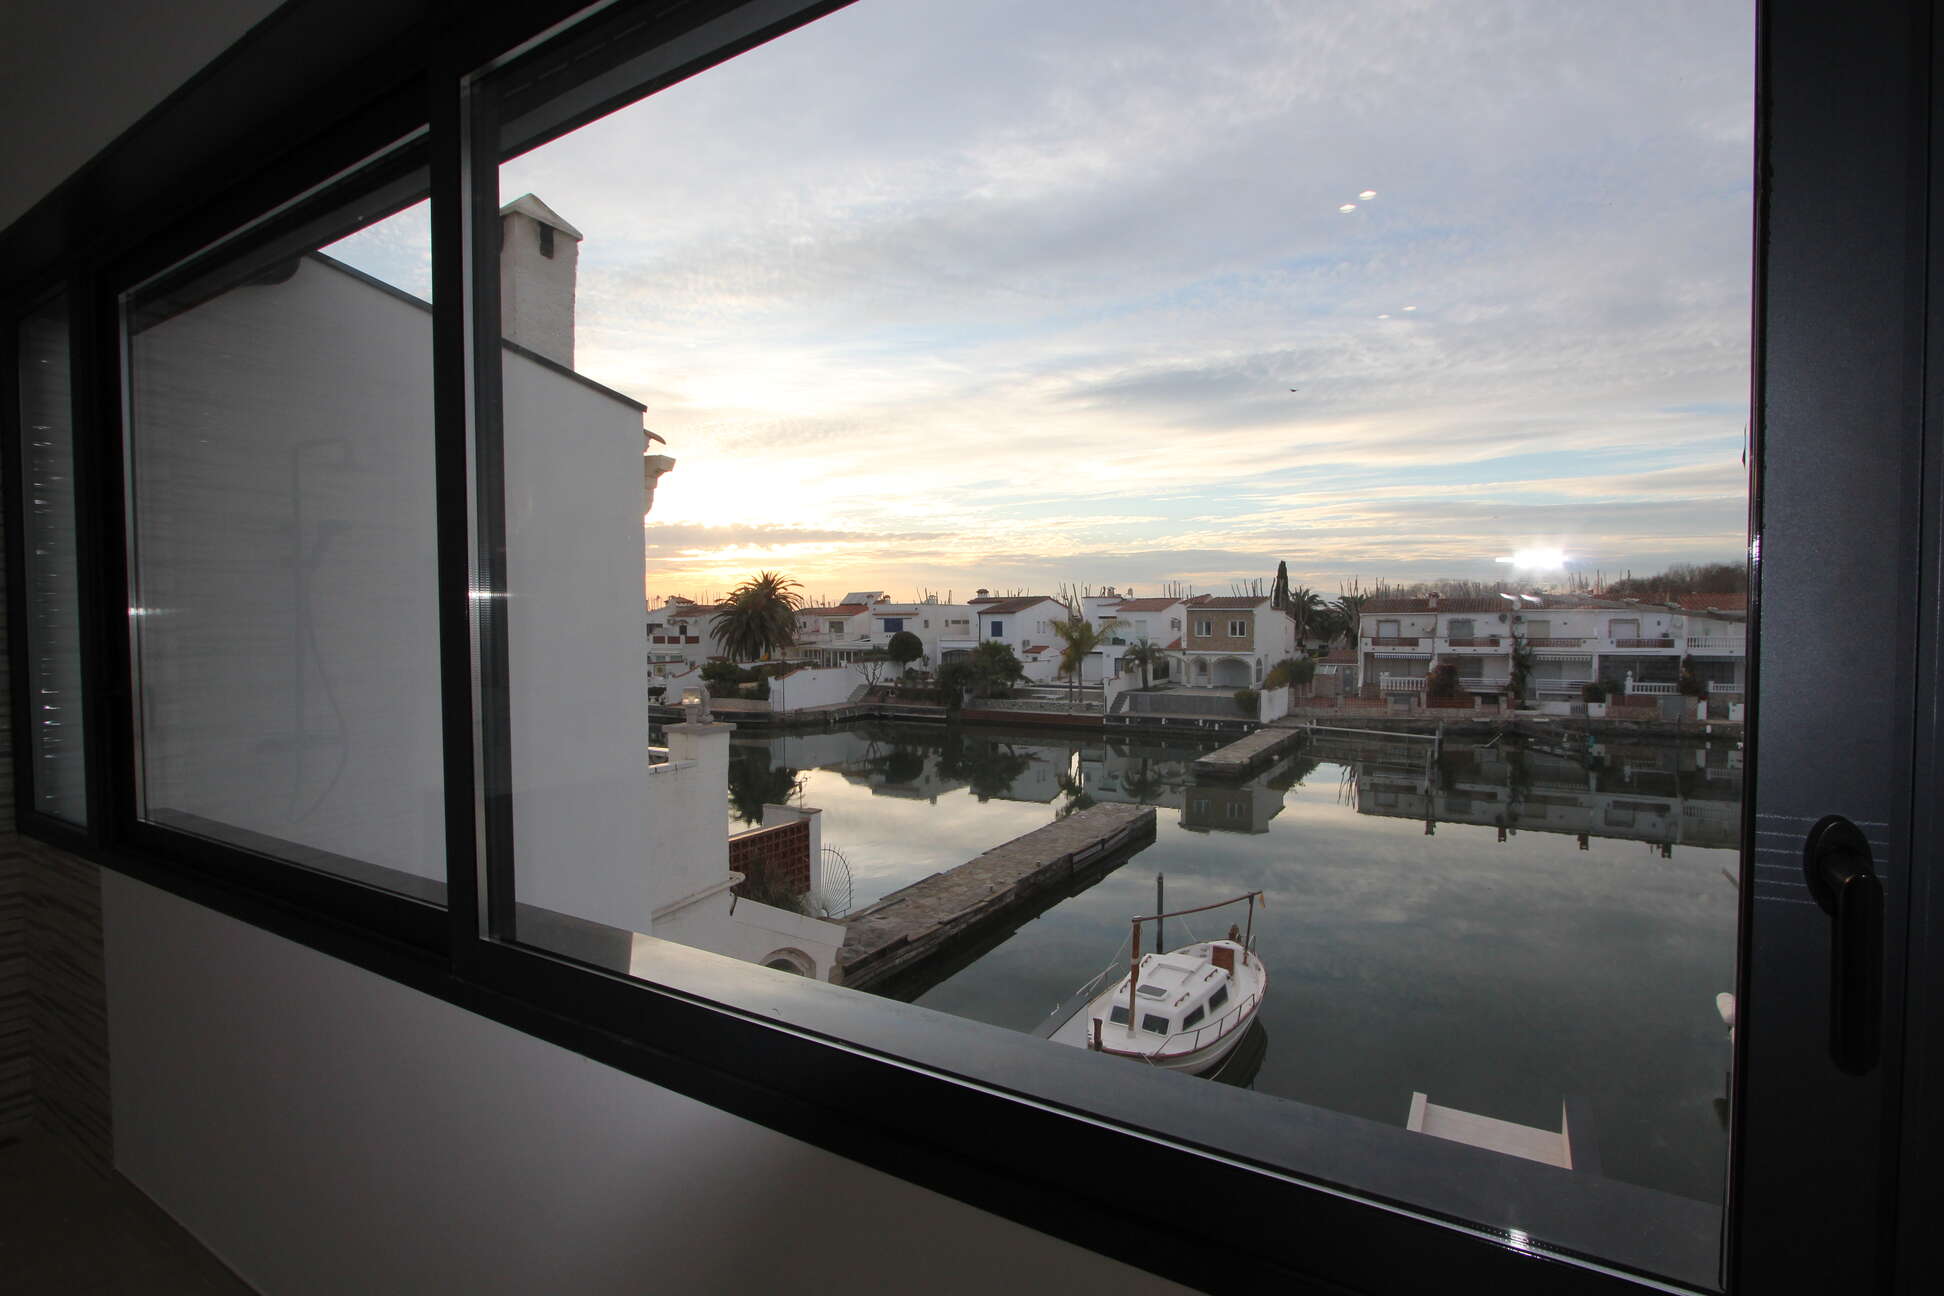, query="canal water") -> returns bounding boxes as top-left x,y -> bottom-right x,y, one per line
726,721 -> 1739,1205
